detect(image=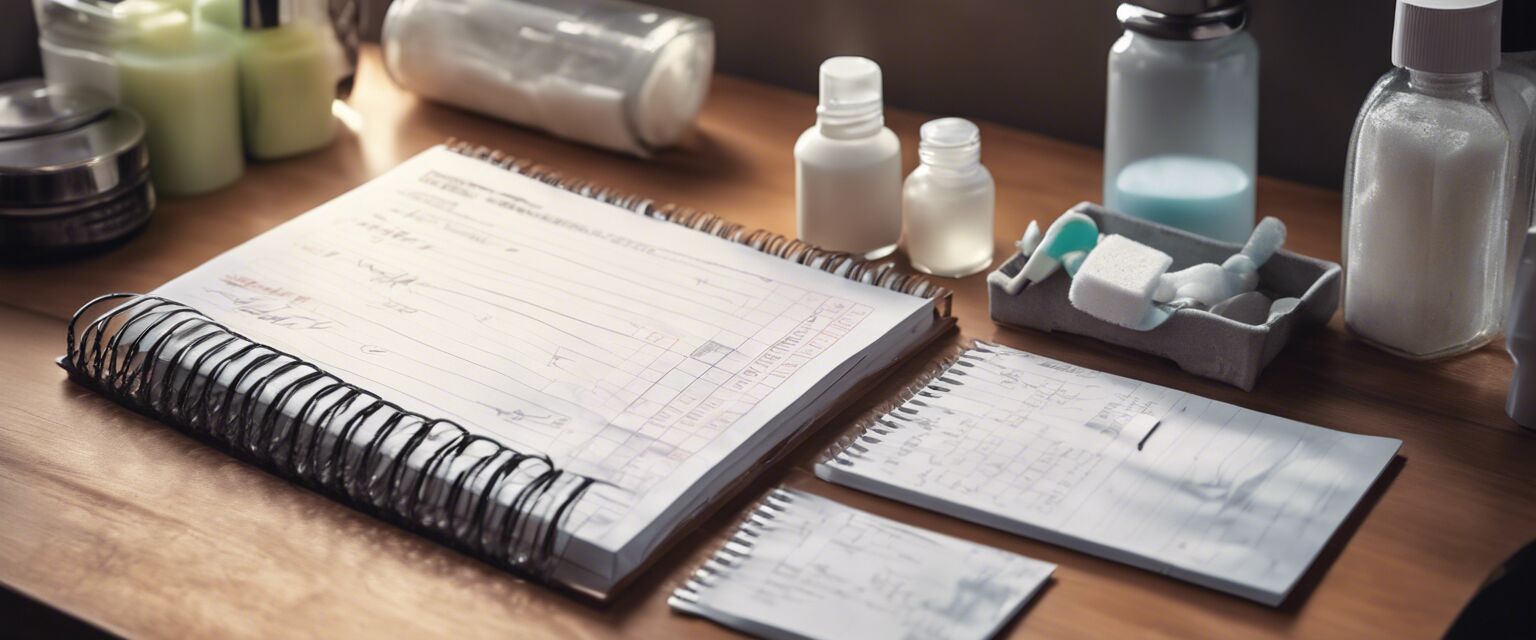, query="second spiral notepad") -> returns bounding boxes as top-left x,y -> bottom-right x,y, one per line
670,488 -> 1054,640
